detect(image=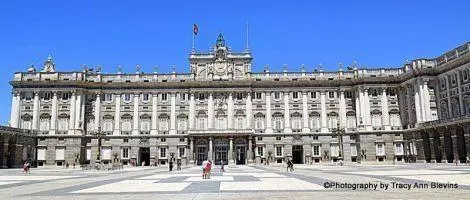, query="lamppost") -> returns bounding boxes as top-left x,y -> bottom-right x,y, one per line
331,122 -> 345,161
92,126 -> 105,166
